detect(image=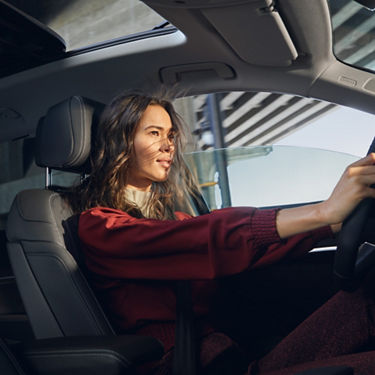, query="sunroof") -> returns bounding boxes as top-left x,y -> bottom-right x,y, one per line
6,0 -> 167,51
328,0 -> 375,73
